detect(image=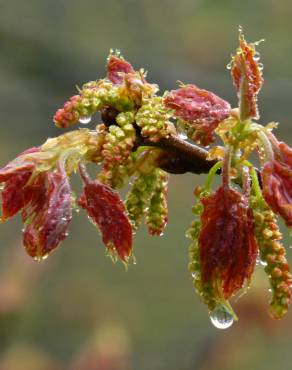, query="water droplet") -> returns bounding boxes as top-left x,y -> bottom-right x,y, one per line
178,132 -> 187,140
33,255 -> 44,262
256,256 -> 267,266
209,304 -> 234,329
191,272 -> 197,278
226,62 -> 232,70
253,52 -> 260,62
79,116 -> 92,125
